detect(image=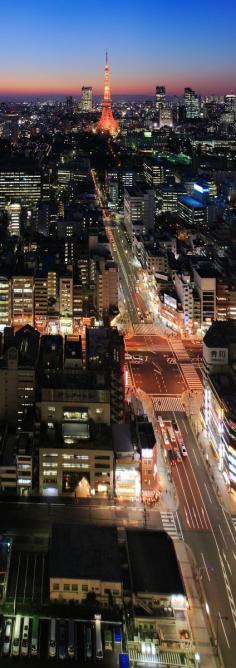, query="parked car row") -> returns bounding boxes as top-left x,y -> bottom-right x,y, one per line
2,616 -> 30,657
158,416 -> 188,465
0,615 -> 122,661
